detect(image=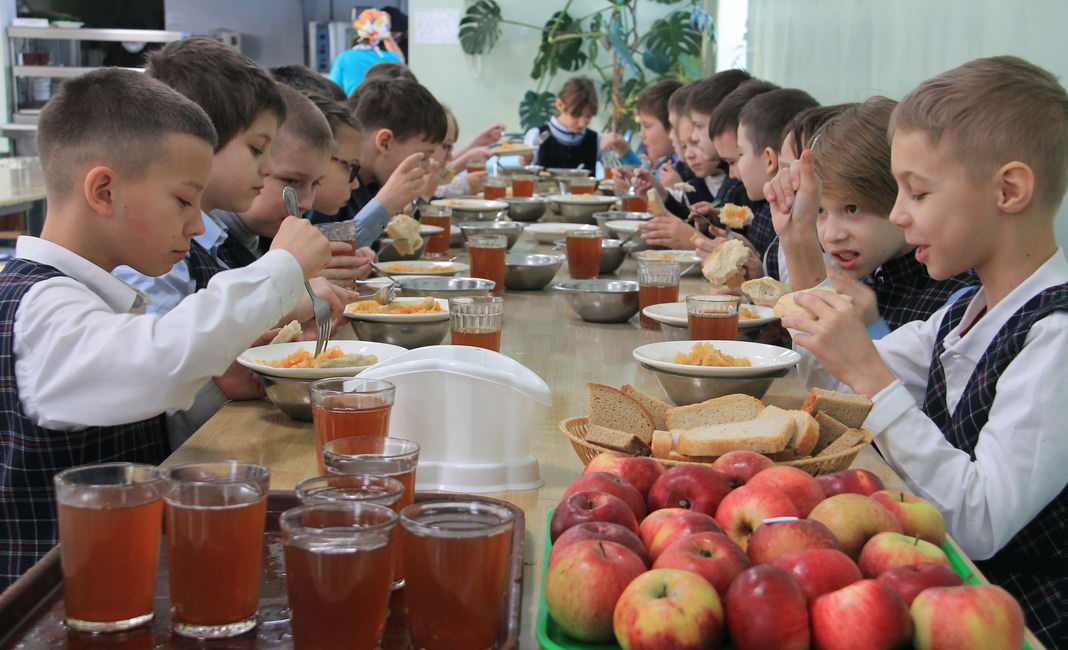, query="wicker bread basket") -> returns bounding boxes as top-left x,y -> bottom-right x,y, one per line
559,416 -> 872,476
